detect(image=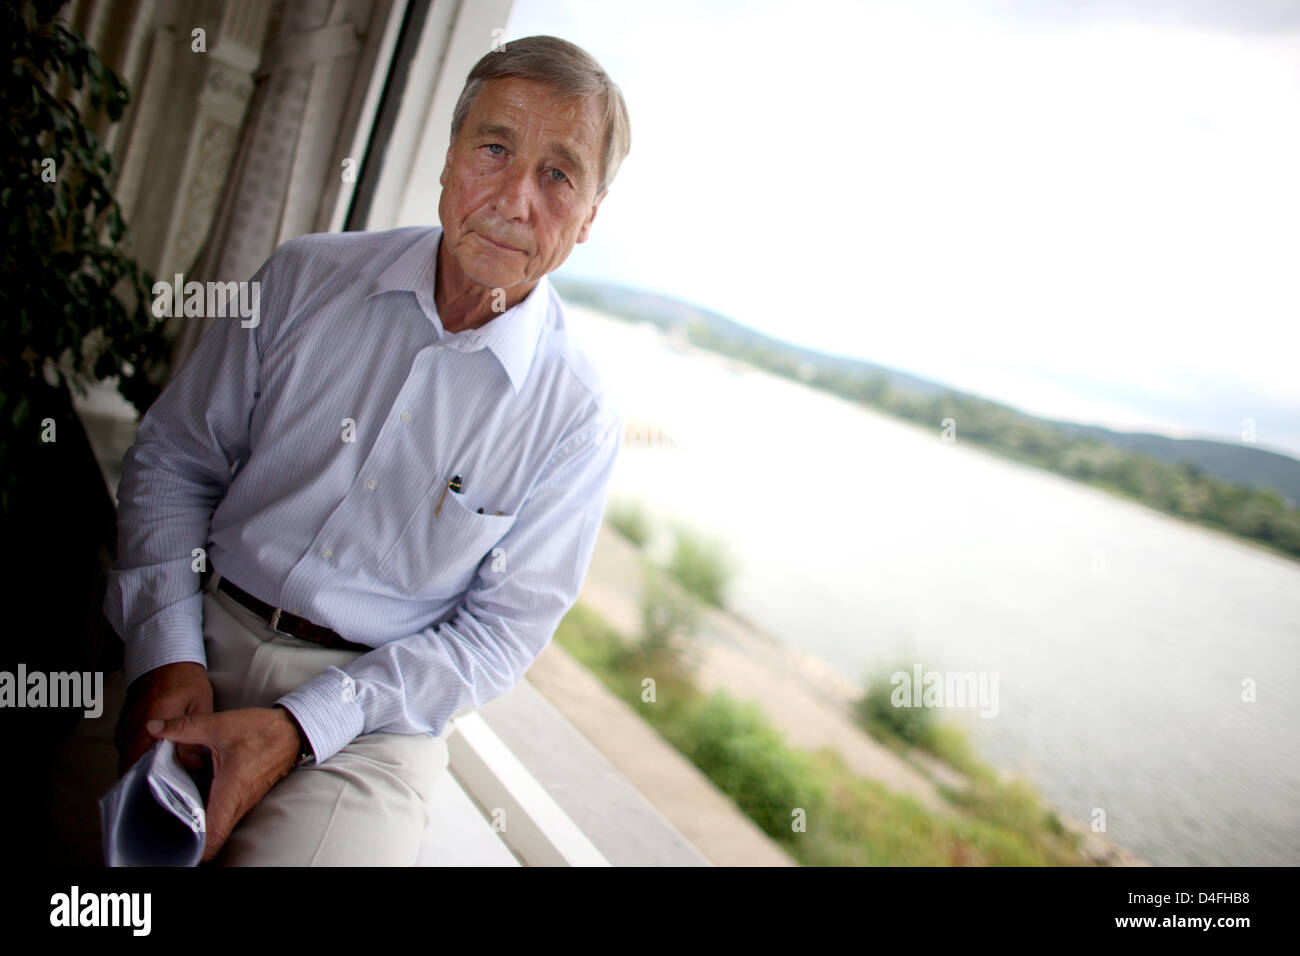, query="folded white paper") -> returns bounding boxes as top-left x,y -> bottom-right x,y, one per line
99,738 -> 206,867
